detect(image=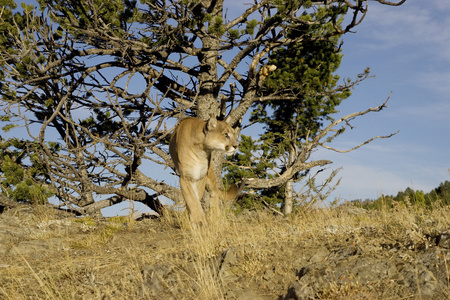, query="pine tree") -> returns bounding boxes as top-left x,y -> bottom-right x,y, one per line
225,22 -> 369,213
0,137 -> 52,206
0,0 -> 405,215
